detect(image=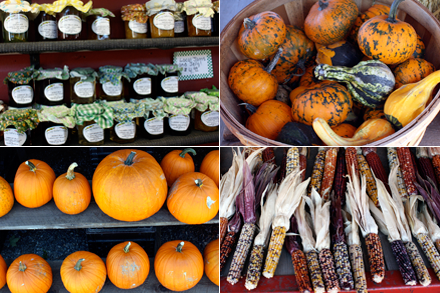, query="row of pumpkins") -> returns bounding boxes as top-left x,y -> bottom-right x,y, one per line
0,148 -> 220,224
228,0 -> 440,145
0,239 -> 219,293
